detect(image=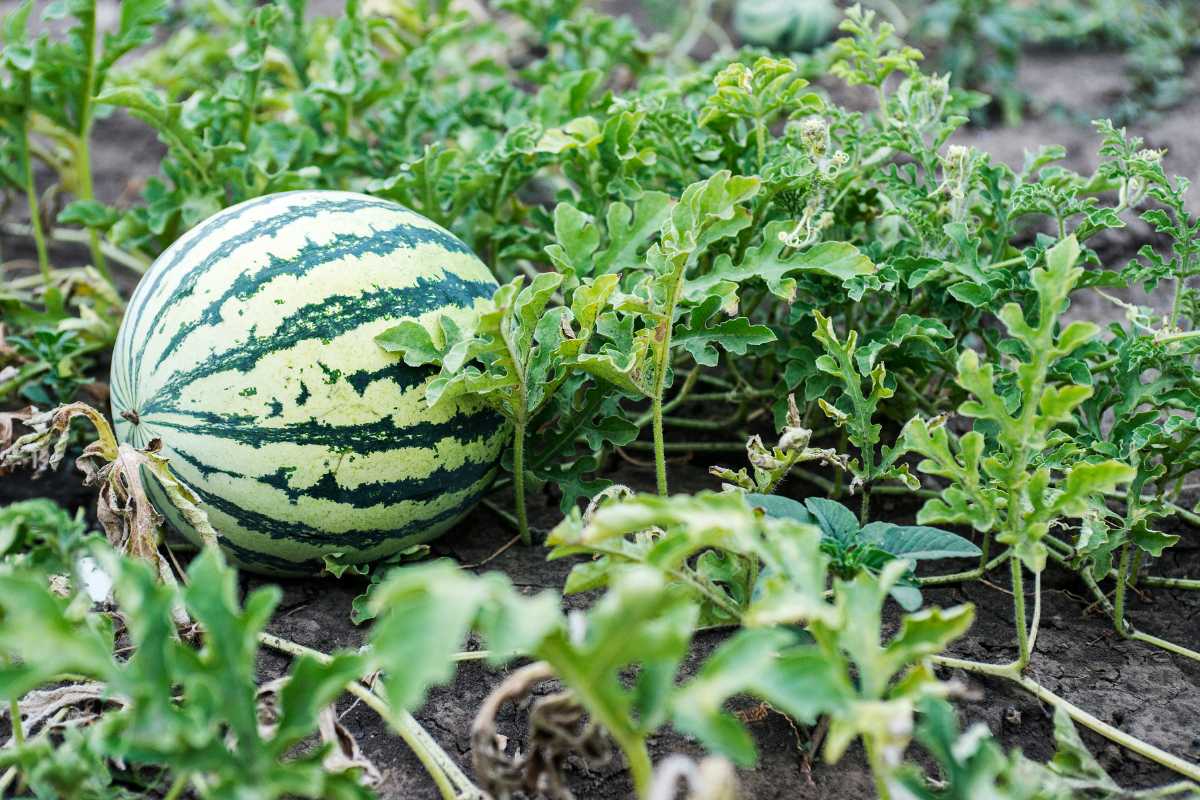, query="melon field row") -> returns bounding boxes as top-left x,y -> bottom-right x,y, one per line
0,1 -> 1198,798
